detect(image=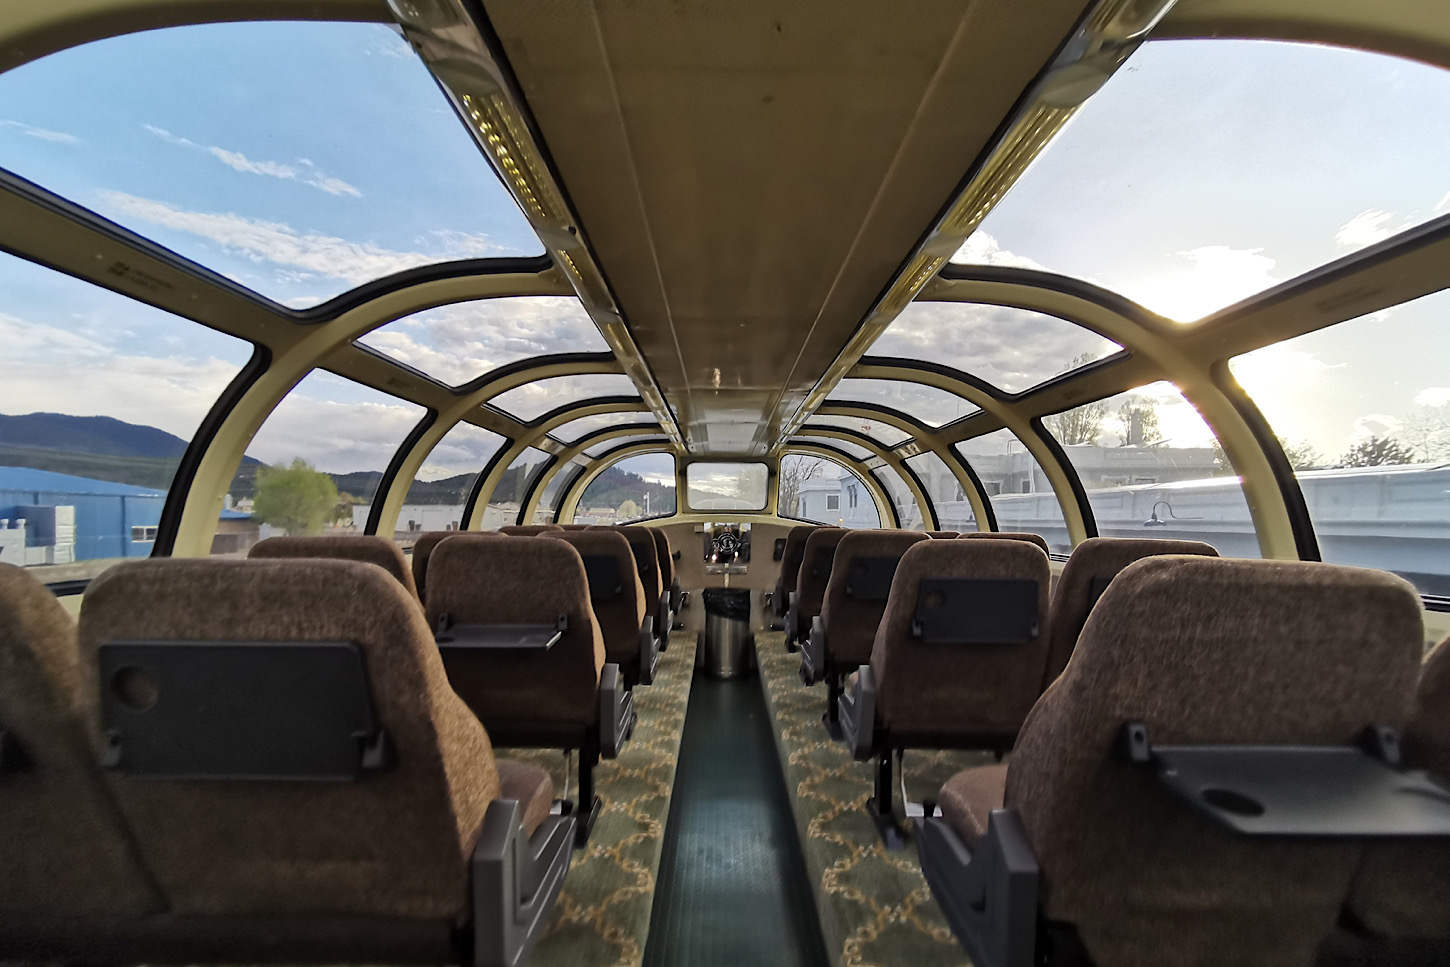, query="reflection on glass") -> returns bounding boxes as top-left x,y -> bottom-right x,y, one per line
247,372 -> 426,538
489,374 -> 640,421
359,297 -> 605,387
906,451 -> 974,532
483,447 -> 550,529
395,422 -> 504,537
686,462 -> 768,511
1230,289 -> 1450,593
805,416 -> 910,448
0,22 -> 540,308
532,460 -> 586,525
0,252 -> 250,568
873,464 -> 924,530
791,436 -> 873,461
781,454 -> 880,528
873,302 -> 1120,393
583,432 -> 665,459
827,378 -> 978,428
955,430 -> 1068,553
1041,383 -> 1258,557
954,40 -> 1450,321
552,410 -> 656,443
578,453 -> 678,524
